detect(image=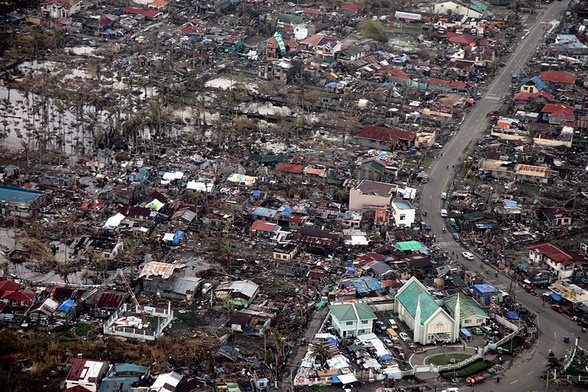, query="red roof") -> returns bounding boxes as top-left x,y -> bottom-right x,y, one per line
377,66 -> 410,79
2,290 -> 35,302
96,292 -> 124,309
529,243 -> 573,264
541,103 -> 575,119
428,78 -> 469,89
539,70 -> 577,84
302,8 -> 323,15
514,90 -> 553,102
275,163 -> 304,173
250,220 -> 278,232
356,126 -> 416,143
355,252 -> 385,264
0,280 -> 20,295
122,6 -> 161,18
340,3 -> 362,13
446,32 -> 491,47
